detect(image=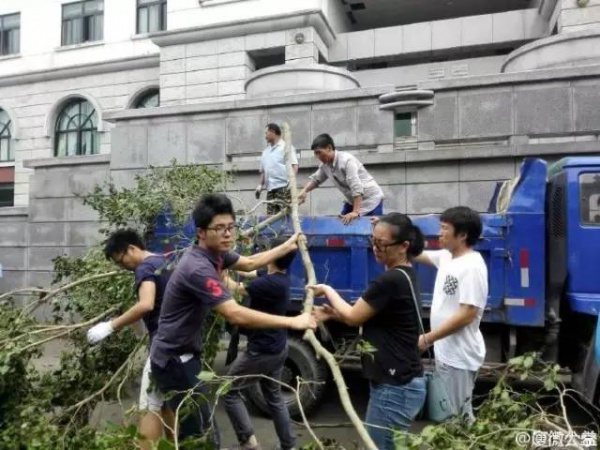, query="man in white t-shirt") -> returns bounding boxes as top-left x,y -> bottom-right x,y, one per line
415,206 -> 488,421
